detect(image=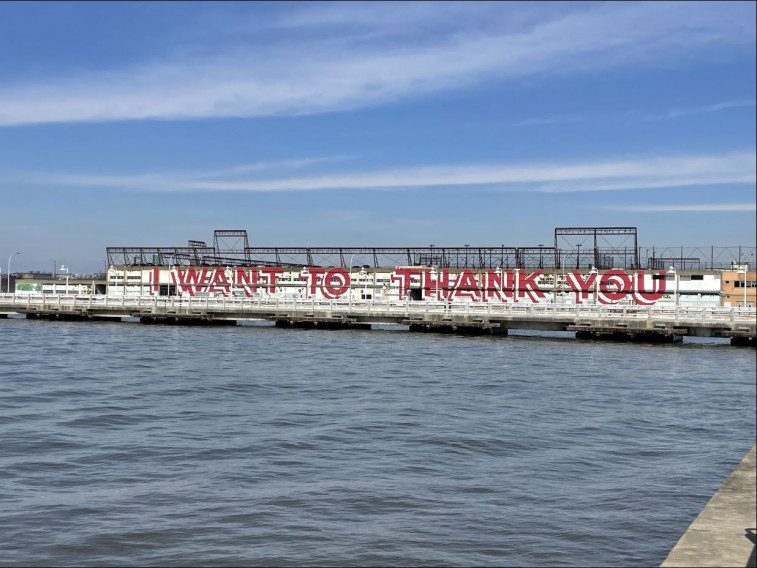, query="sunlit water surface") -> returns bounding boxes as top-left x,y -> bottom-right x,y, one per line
1,318 -> 754,566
